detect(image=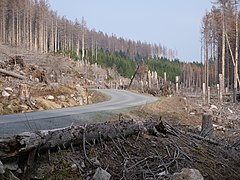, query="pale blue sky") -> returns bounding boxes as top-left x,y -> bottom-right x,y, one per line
48,0 -> 212,62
